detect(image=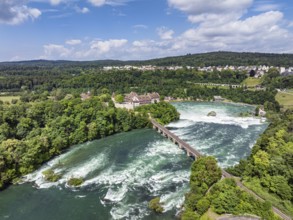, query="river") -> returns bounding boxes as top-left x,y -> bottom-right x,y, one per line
0,102 -> 268,220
